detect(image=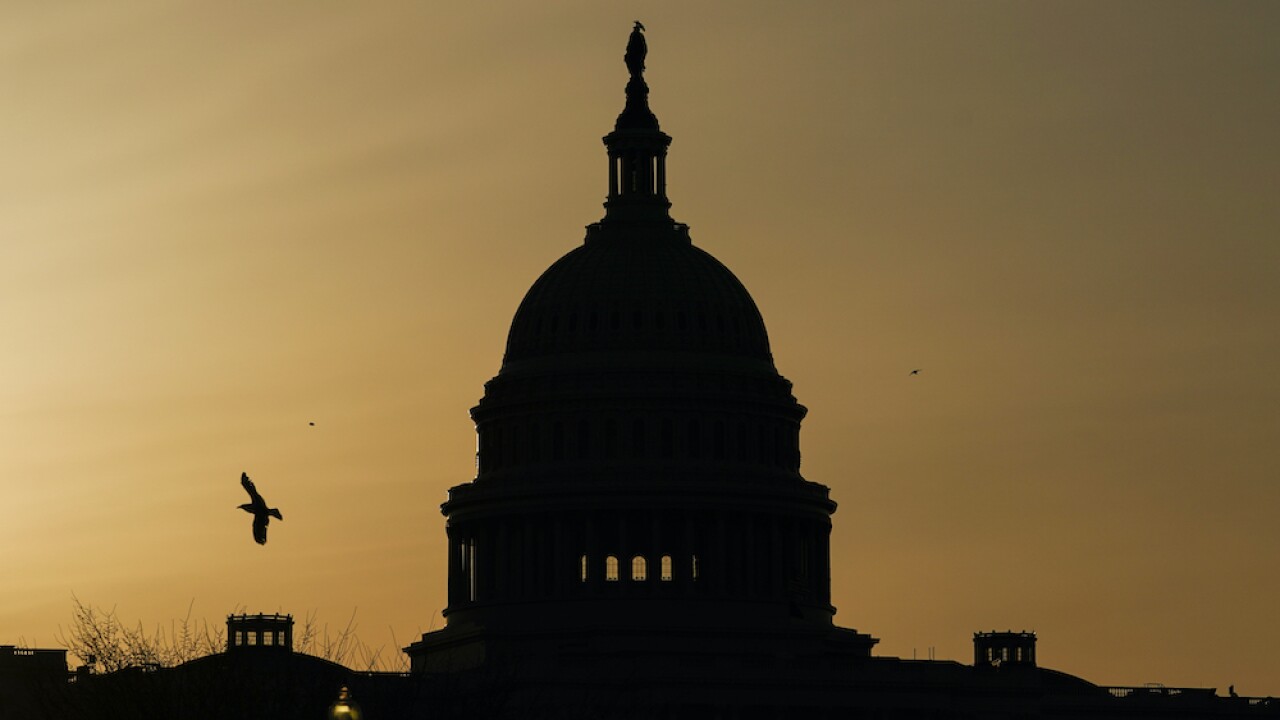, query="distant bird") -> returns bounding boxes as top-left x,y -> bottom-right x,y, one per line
909,369 -> 921,376
308,422 -> 315,426
238,472 -> 283,545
